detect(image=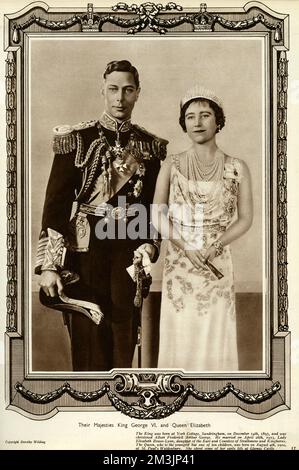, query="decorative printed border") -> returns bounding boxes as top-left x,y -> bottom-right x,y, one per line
277,51 -> 288,332
4,2 -> 290,420
15,374 -> 281,419
6,51 -> 17,333
10,2 -> 283,40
